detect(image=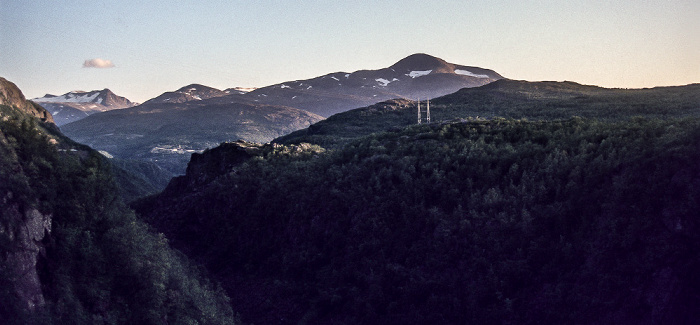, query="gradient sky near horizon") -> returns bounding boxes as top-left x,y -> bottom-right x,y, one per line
1,0 -> 698,103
